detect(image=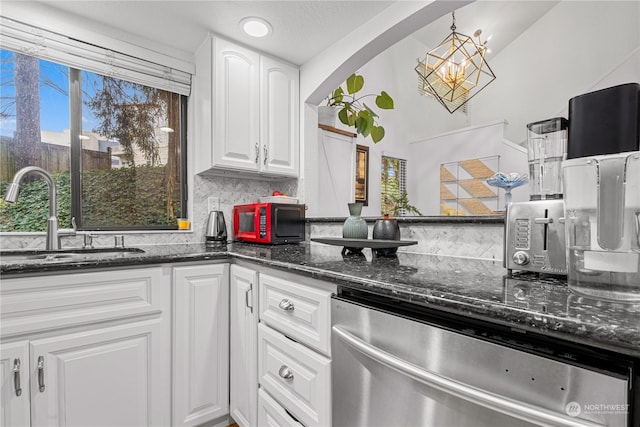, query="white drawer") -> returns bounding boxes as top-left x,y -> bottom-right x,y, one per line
258,389 -> 304,427
259,273 -> 333,355
258,323 -> 331,427
1,267 -> 168,338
